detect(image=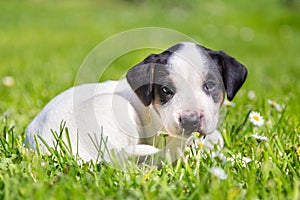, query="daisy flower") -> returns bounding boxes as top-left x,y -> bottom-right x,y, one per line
267,99 -> 282,112
41,161 -> 46,167
210,167 -> 227,180
223,99 -> 236,107
251,134 -> 268,141
247,90 -> 256,100
249,111 -> 264,127
2,76 -> 15,87
211,151 -> 227,163
226,153 -> 252,168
